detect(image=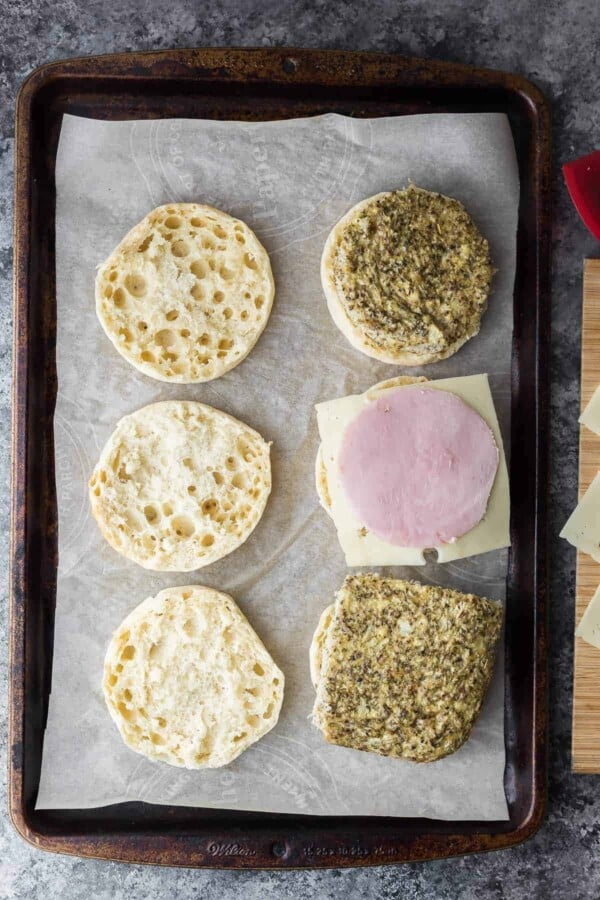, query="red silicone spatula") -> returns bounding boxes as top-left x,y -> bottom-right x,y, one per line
563,150 -> 600,240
